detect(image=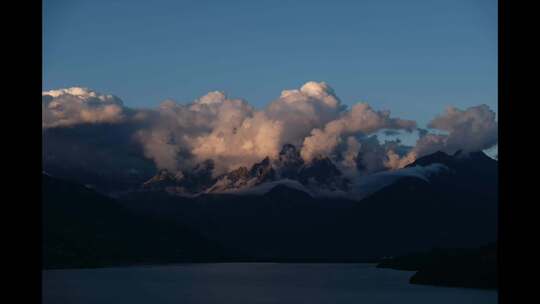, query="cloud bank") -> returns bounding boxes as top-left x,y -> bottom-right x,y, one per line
42,87 -> 127,128
385,104 -> 498,168
42,81 -> 498,178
